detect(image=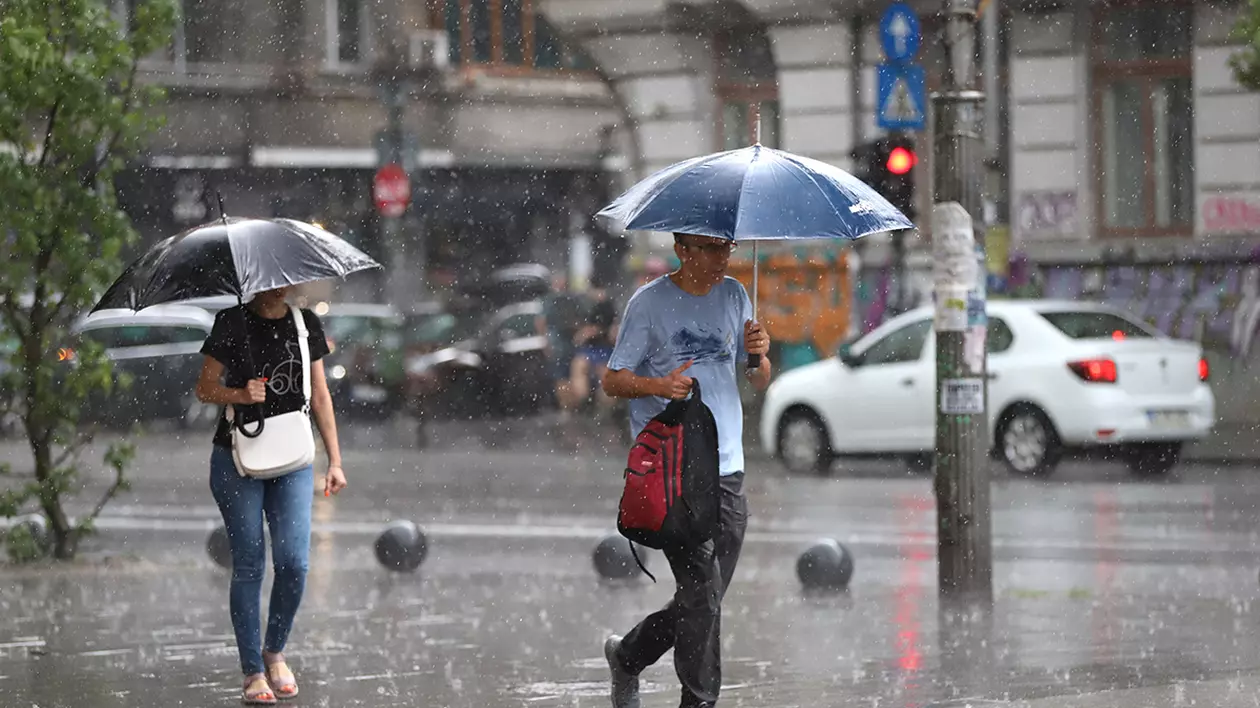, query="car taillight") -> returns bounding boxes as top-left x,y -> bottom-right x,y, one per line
1199,357 -> 1209,382
1068,358 -> 1117,383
